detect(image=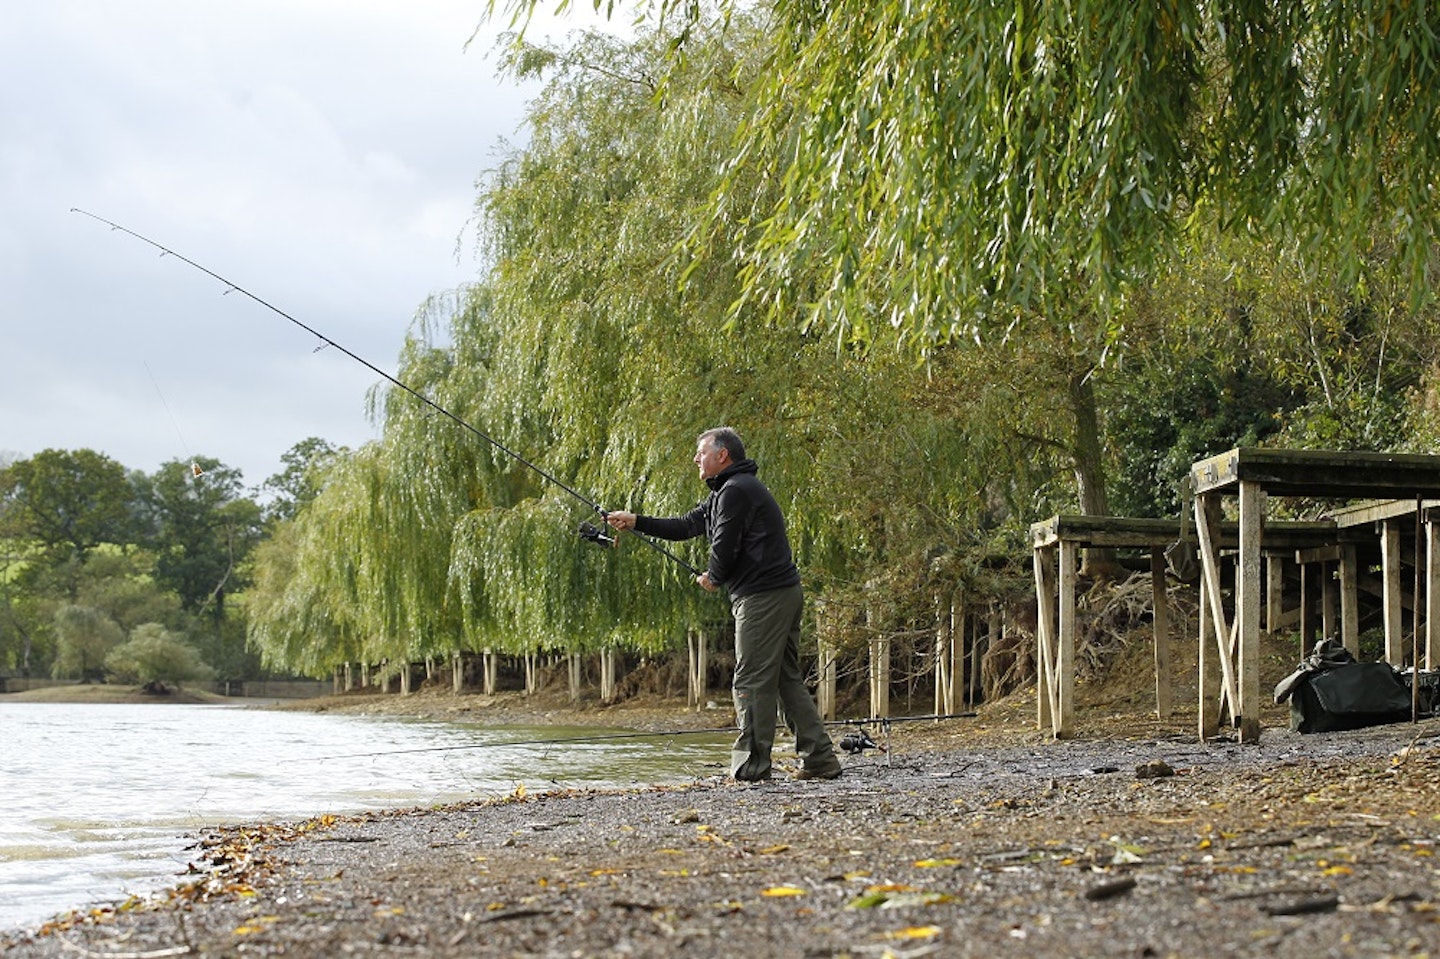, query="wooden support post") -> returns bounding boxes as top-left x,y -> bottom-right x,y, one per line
600,648 -> 618,704
818,636 -> 837,721
933,591 -> 953,717
868,624 -> 891,720
1340,544 -> 1360,657
1053,539 -> 1078,738
1033,544 -> 1057,732
1321,561 -> 1337,642
1236,480 -> 1263,742
482,649 -> 497,696
1265,554 -> 1284,633
1150,547 -> 1172,719
1383,520 -> 1405,664
1195,492 -> 1240,724
687,628 -> 708,710
452,651 -> 464,693
1198,577 -> 1219,739
1298,561 -> 1318,653
567,652 -> 582,703
1429,519 -> 1440,671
